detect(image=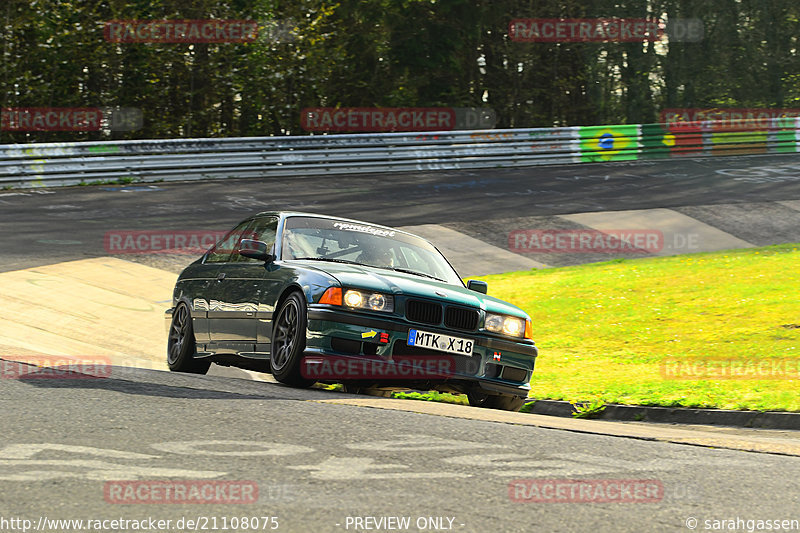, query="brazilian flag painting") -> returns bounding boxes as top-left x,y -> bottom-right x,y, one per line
771,116 -> 798,153
642,122 -> 705,158
579,125 -> 640,162
640,123 -> 671,159
710,130 -> 767,155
